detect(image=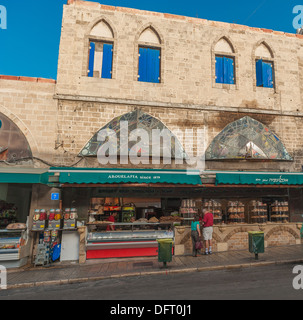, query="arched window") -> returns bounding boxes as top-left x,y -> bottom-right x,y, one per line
0,113 -> 32,162
79,110 -> 187,162
205,116 -> 292,161
214,37 -> 236,85
137,27 -> 162,83
87,20 -> 114,79
254,42 -> 275,88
